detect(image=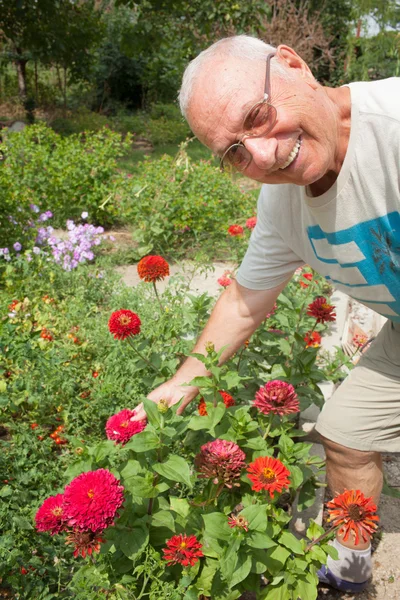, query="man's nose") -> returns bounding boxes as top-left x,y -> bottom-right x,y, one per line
243,136 -> 278,171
